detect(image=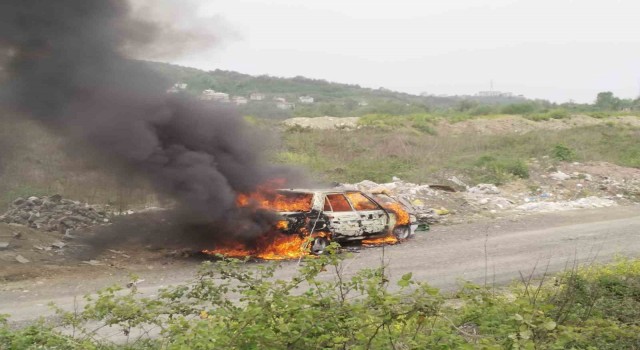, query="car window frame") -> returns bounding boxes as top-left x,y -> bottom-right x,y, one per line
344,191 -> 382,211
324,193 -> 354,212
